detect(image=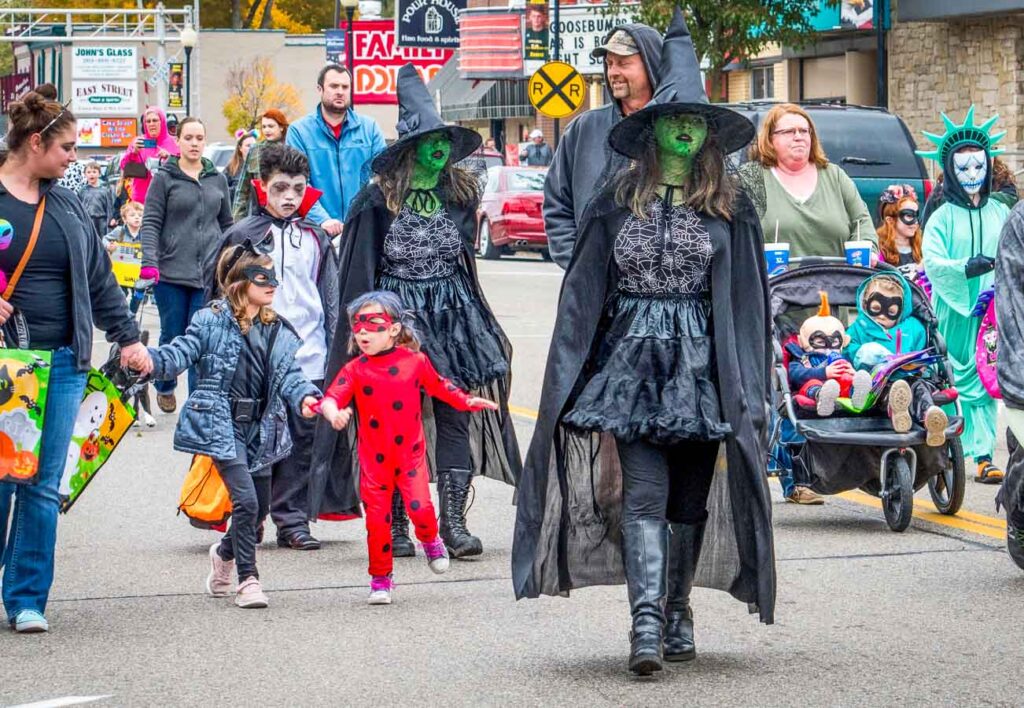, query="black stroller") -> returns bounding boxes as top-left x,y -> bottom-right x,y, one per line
769,258 -> 966,532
